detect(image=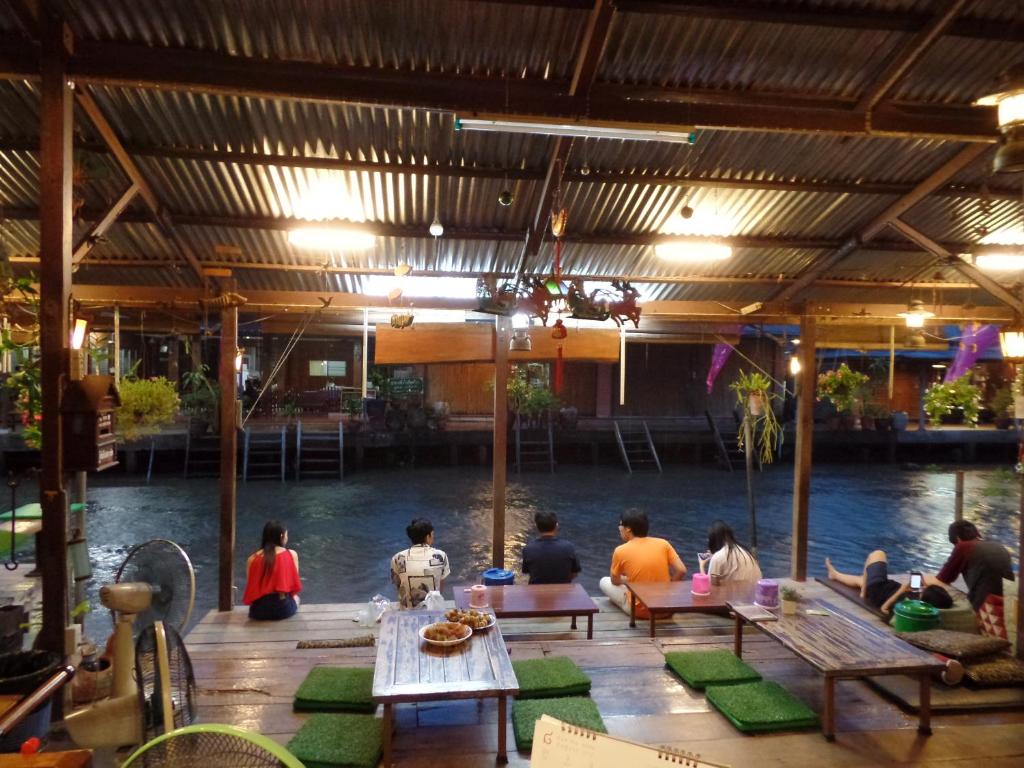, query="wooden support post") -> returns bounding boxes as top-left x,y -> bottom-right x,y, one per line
492,316 -> 511,569
955,470 -> 964,522
218,303 -> 240,611
38,11 -> 74,655
1019,469 -> 1024,660
112,304 -> 120,379
790,315 -> 815,581
361,308 -> 369,399
167,336 -> 179,383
